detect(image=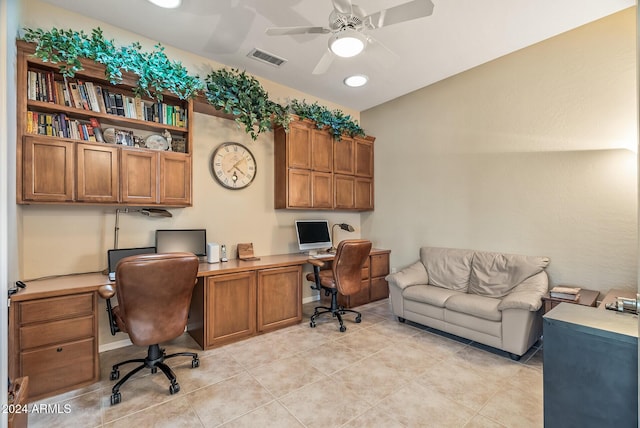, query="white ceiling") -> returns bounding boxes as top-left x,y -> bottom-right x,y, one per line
39,0 -> 634,111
